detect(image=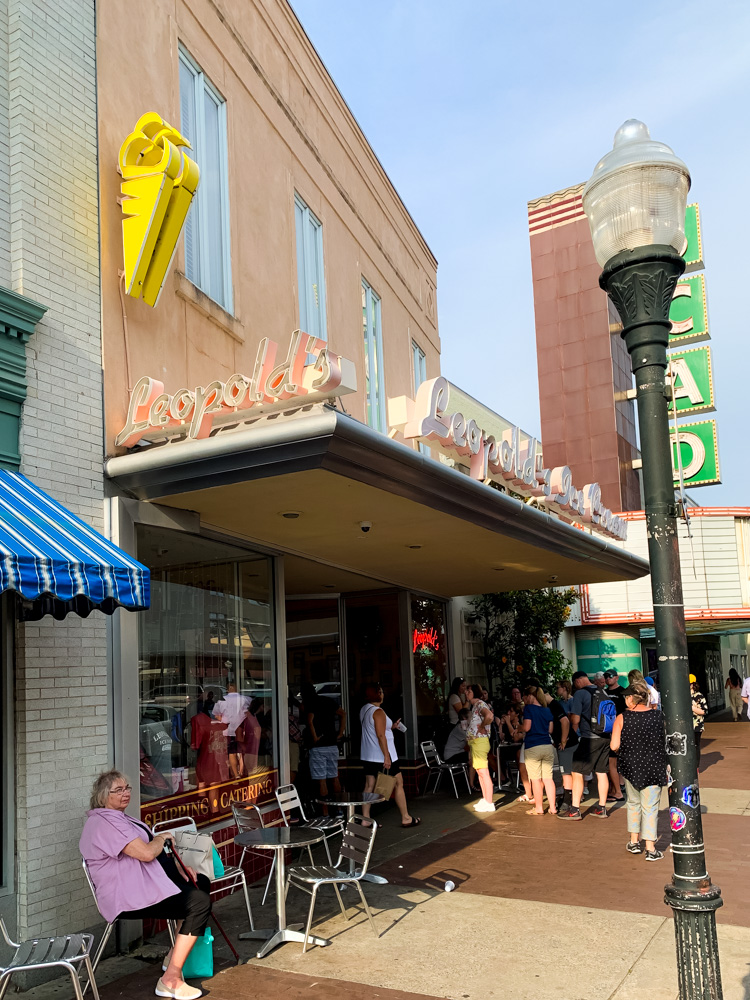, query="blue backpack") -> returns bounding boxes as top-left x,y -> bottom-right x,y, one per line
589,689 -> 617,736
